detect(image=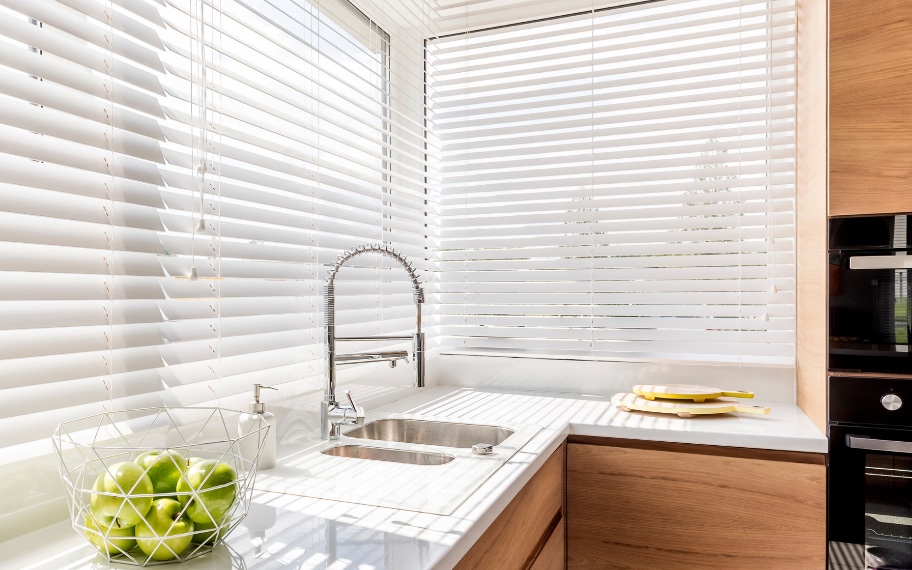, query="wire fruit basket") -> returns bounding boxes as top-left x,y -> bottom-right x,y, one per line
52,407 -> 269,566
